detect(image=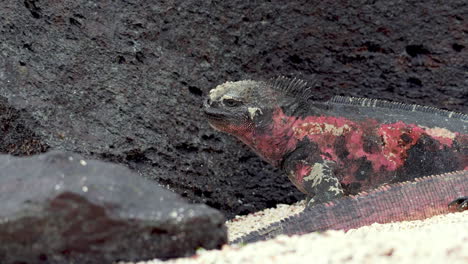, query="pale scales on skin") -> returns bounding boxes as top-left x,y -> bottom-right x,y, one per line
203,77 -> 468,247
293,120 -> 457,165
325,177 -> 343,196
209,80 -> 264,120
205,77 -> 467,209
292,120 -> 457,153
301,160 -> 344,205
421,126 -> 457,141
208,80 -> 258,101
303,162 -> 328,187
247,107 -> 263,120
293,122 -> 352,137
291,118 -> 459,174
